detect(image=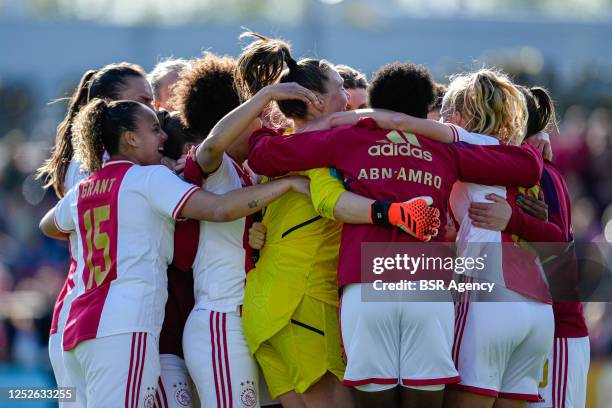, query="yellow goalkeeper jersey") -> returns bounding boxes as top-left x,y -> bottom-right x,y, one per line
242,166 -> 345,354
